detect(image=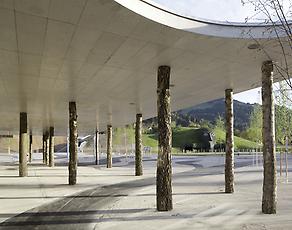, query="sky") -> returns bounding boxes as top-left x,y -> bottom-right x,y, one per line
234,88 -> 261,104
150,0 -> 292,23
151,0 -> 254,23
